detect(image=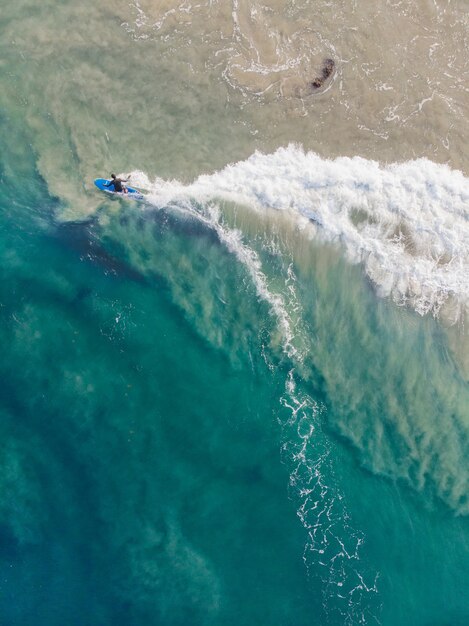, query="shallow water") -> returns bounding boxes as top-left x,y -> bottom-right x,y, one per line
1,1 -> 468,625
